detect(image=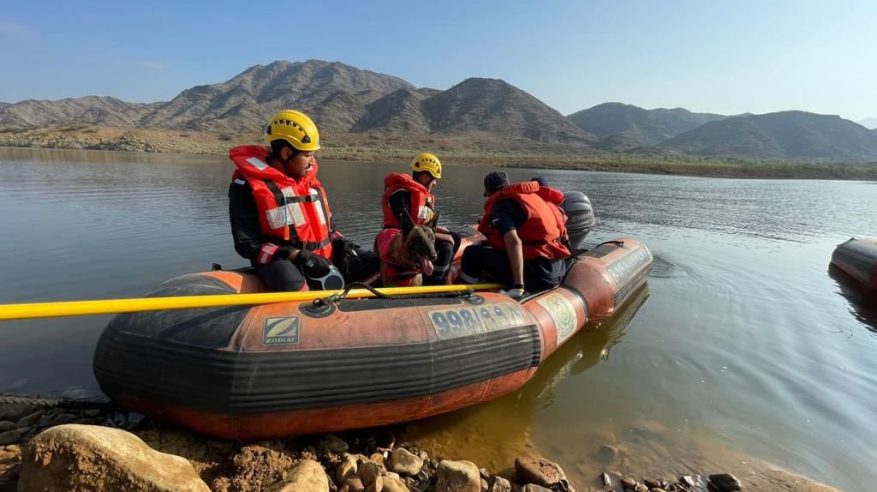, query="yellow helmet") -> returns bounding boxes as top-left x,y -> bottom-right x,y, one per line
264,109 -> 321,151
411,152 -> 442,179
